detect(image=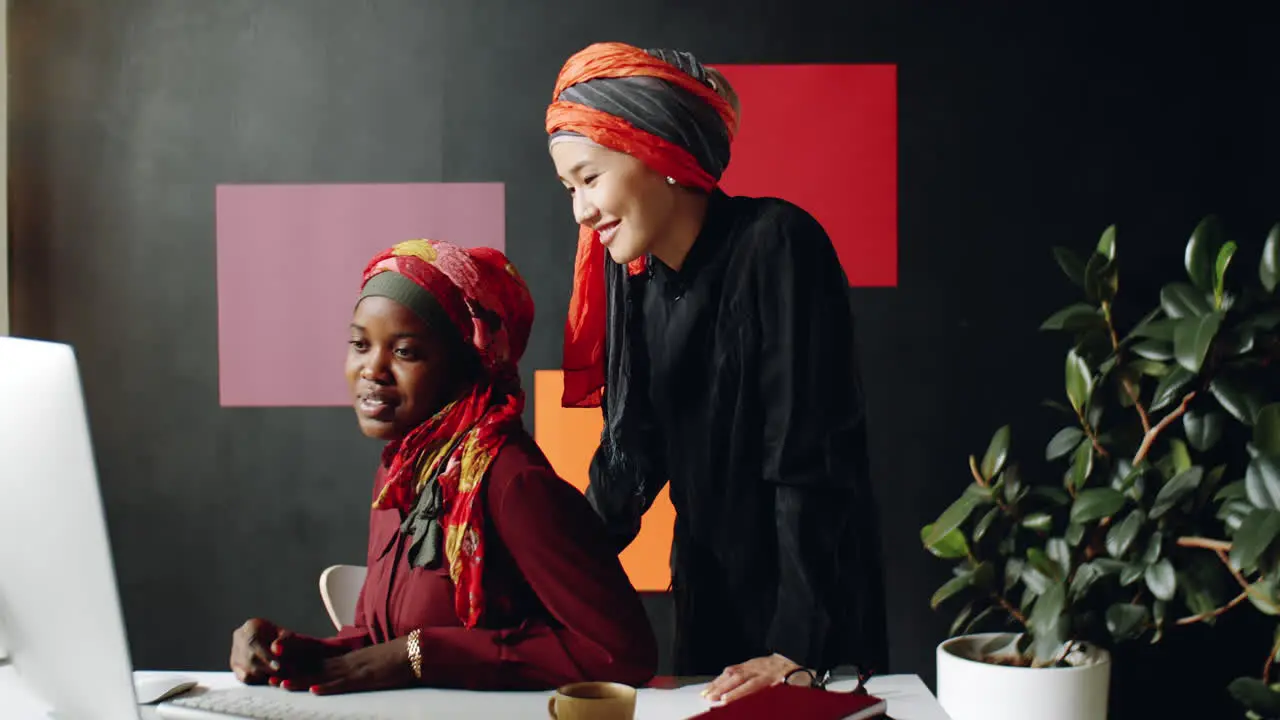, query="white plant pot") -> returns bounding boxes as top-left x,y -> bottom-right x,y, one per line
936,633 -> 1111,720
